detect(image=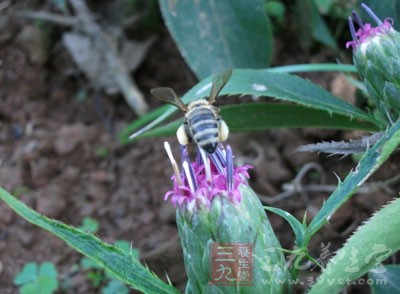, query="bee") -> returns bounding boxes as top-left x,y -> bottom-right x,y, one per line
151,70 -> 232,154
